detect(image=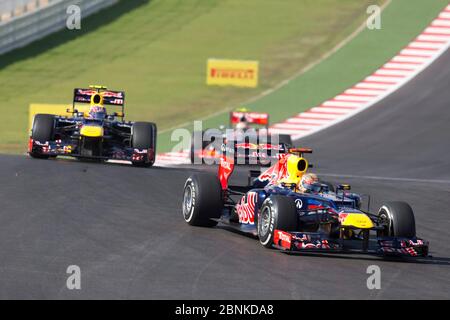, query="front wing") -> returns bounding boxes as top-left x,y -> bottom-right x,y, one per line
29,138 -> 155,164
273,230 -> 429,257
